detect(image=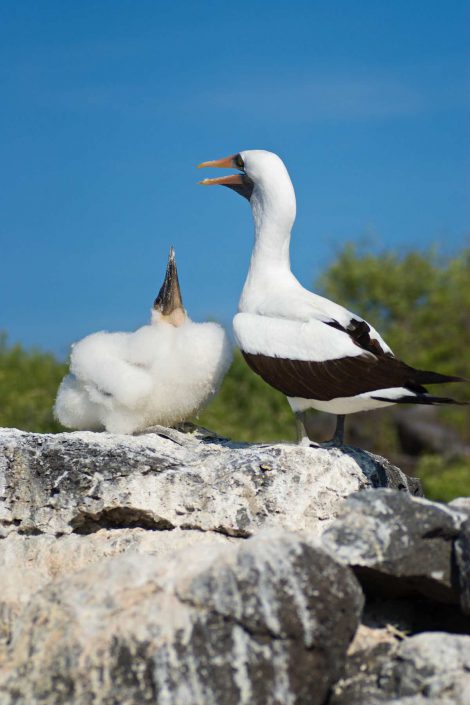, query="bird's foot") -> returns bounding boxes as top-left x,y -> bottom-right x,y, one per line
316,438 -> 344,449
